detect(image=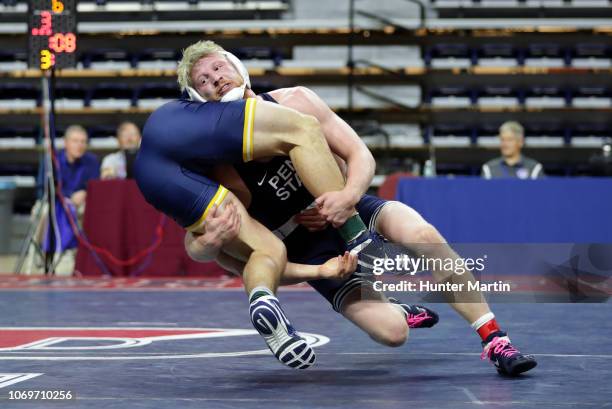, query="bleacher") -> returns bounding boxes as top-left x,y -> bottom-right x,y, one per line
0,0 -> 610,216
